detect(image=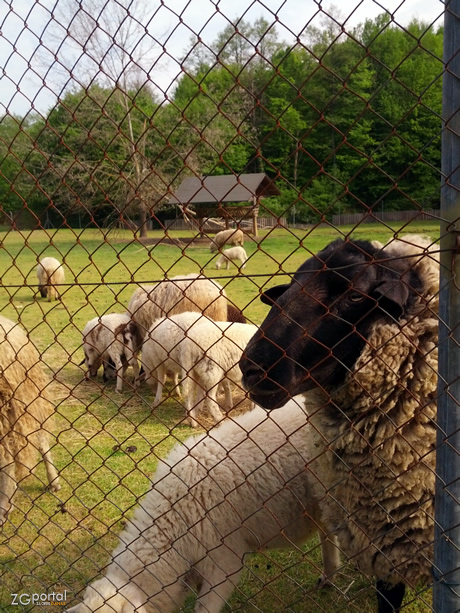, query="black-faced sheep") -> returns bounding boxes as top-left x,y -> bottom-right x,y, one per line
215,246 -> 248,270
82,313 -> 143,393
127,273 -> 228,338
37,257 -> 65,301
209,228 -> 244,253
0,315 -> 61,524
66,398 -> 341,613
240,234 -> 438,613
